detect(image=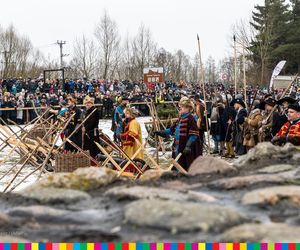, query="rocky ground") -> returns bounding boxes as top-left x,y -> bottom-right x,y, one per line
1,142 -> 300,242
